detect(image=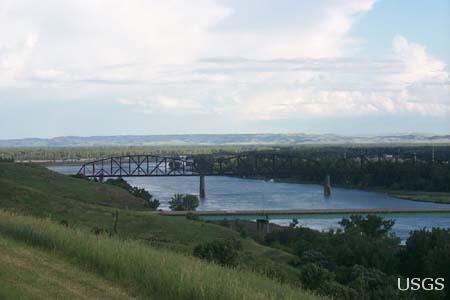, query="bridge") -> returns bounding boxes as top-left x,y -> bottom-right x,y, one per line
159,207 -> 450,219
77,150 -> 444,197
